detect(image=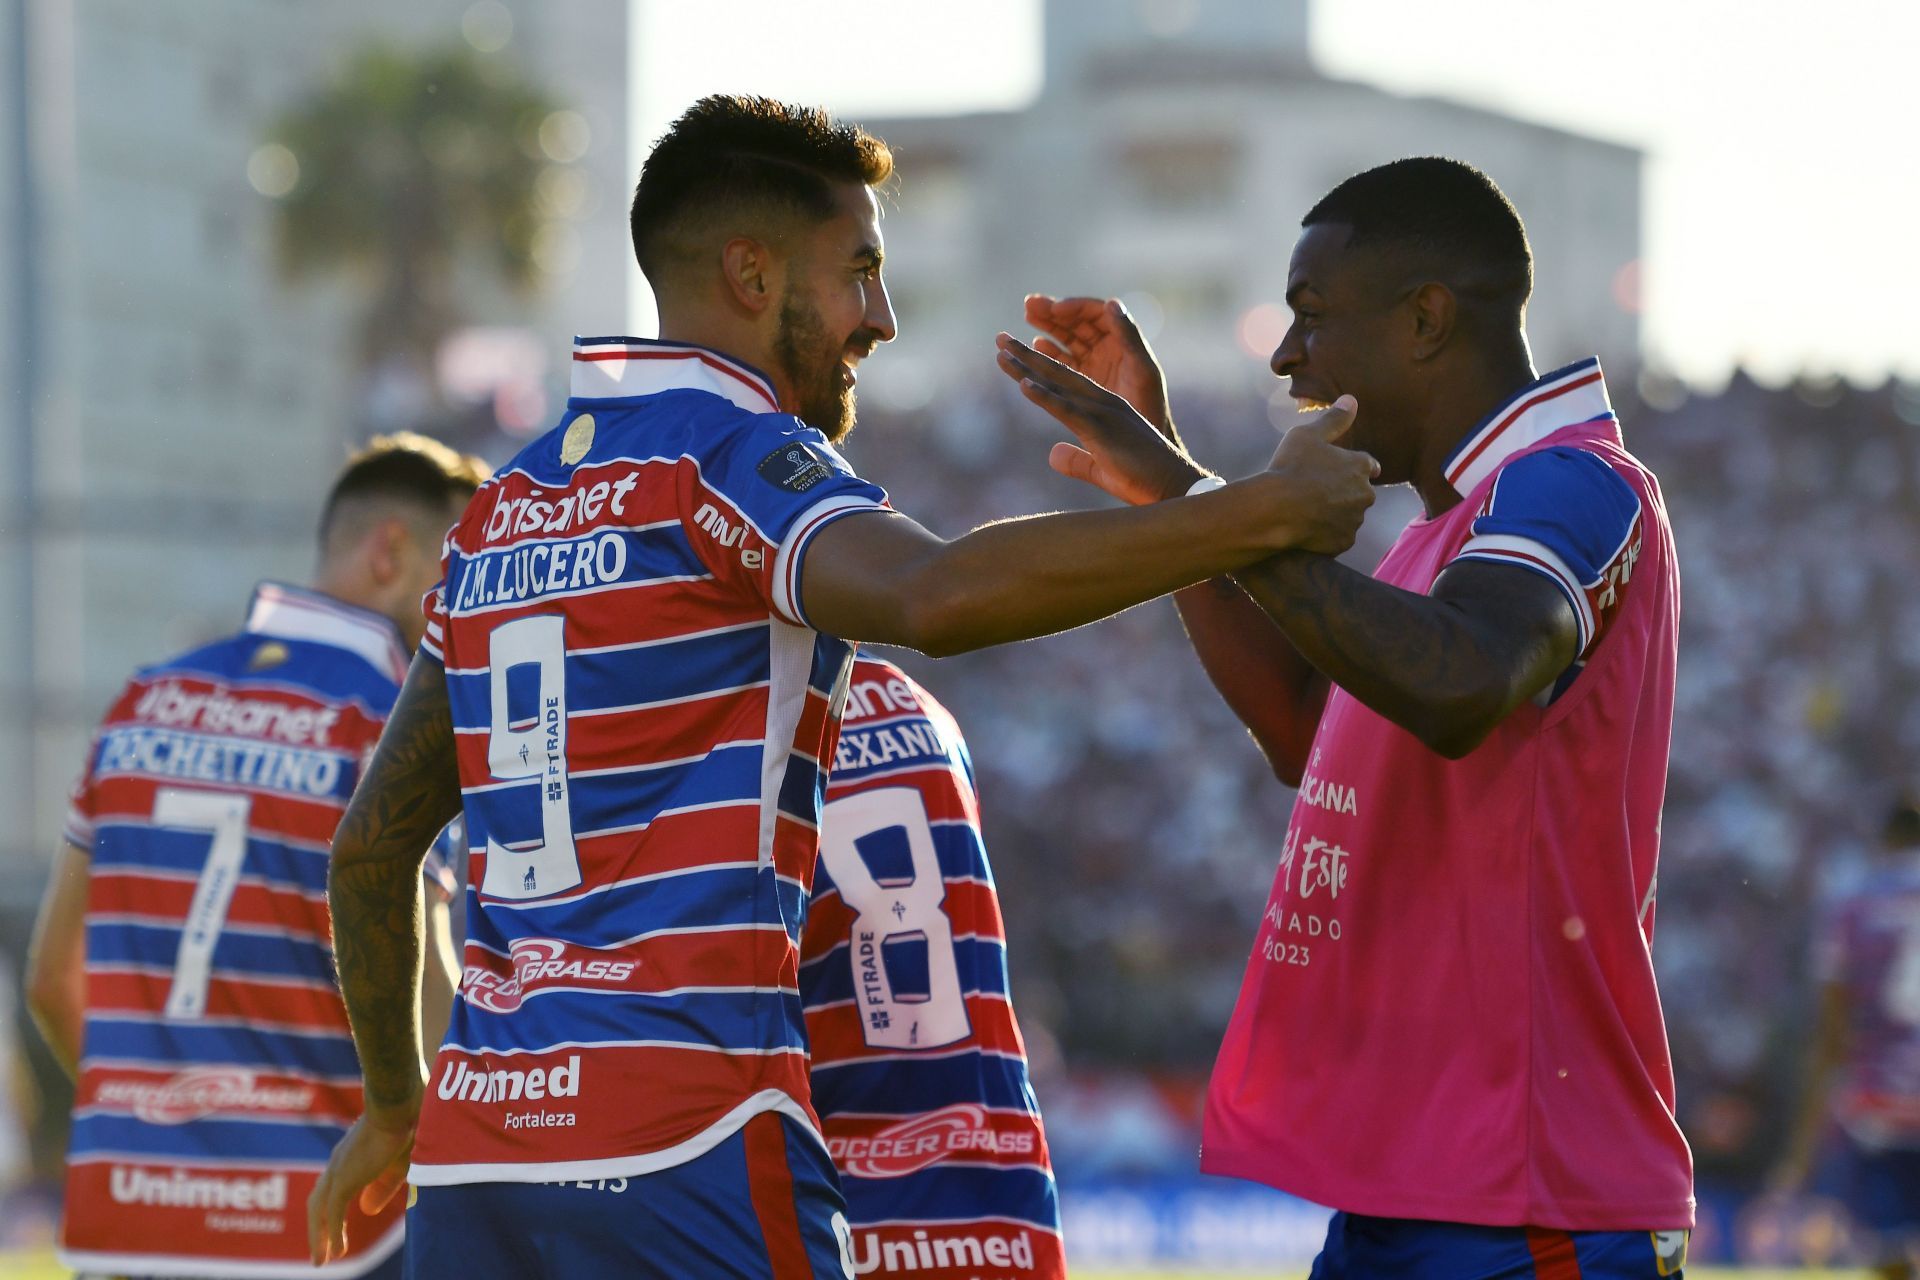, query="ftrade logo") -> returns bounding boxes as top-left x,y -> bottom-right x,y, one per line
96,1067 -> 316,1126
462,938 -> 638,1014
829,1104 -> 1036,1178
